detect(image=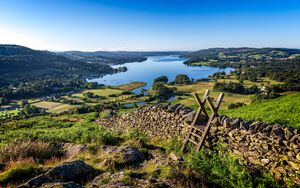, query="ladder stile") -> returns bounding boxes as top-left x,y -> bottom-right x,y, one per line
181,90 -> 224,152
